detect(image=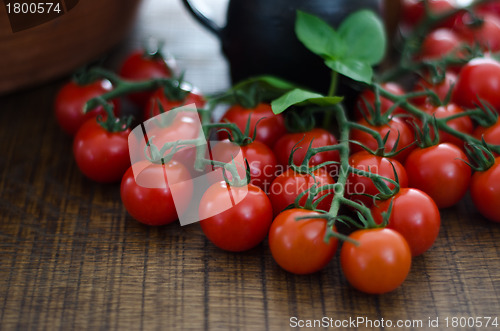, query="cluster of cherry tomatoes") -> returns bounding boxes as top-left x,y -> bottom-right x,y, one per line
53,0 -> 500,295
